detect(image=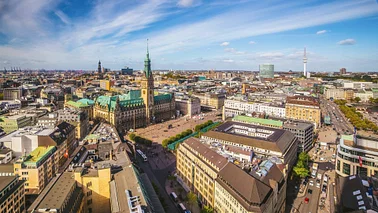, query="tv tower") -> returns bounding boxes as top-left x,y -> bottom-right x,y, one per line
303,47 -> 307,77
